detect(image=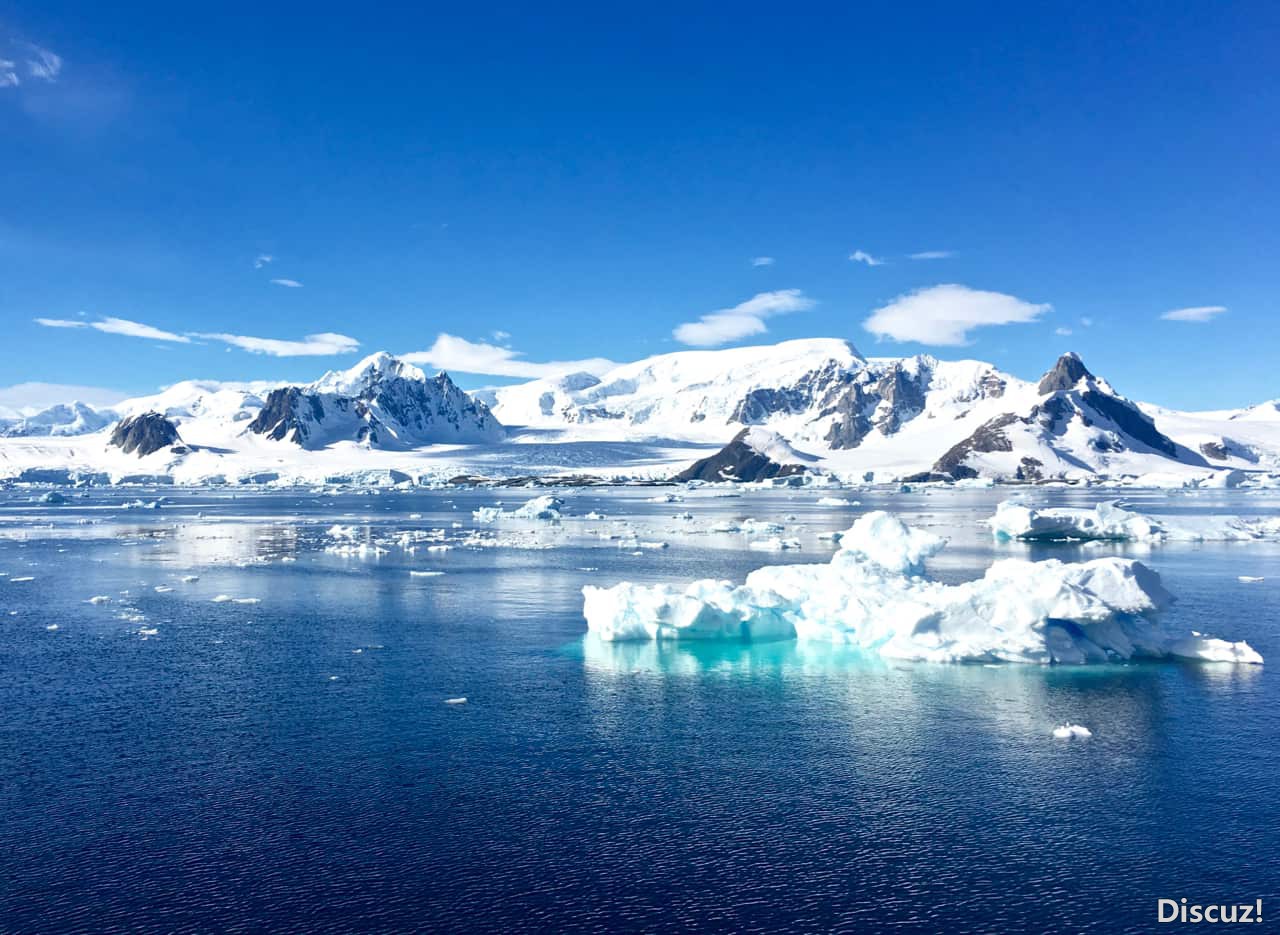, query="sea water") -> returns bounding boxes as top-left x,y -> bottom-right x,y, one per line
1,485 -> 1277,932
